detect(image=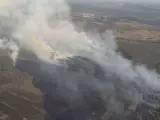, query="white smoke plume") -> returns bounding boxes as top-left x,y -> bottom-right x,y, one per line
0,39 -> 19,65
0,0 -> 160,119
0,0 -> 115,62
